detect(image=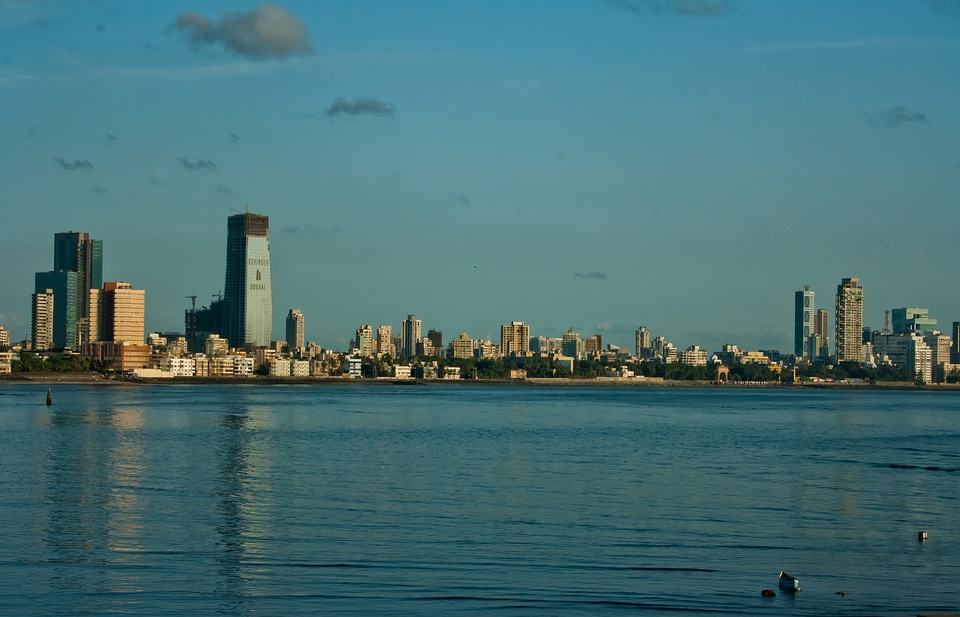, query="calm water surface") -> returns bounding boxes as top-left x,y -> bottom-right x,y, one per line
0,384 -> 958,616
